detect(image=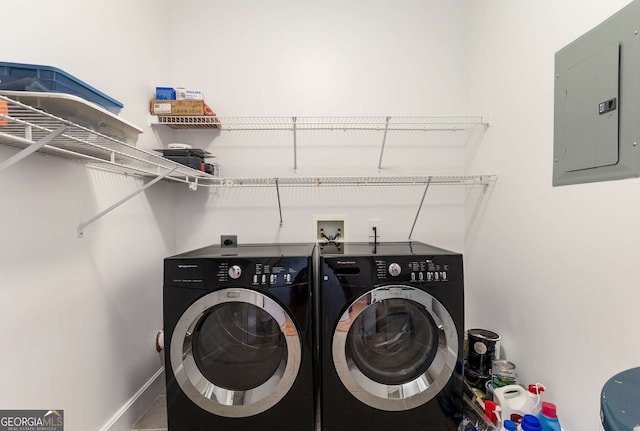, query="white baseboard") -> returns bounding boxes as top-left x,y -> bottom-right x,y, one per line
99,367 -> 165,431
